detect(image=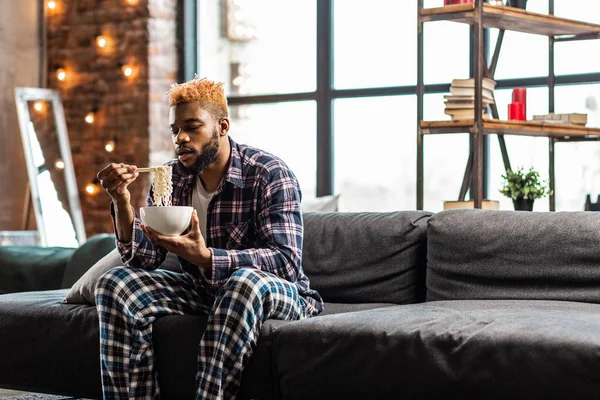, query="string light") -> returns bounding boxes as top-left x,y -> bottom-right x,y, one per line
85,178 -> 101,195
54,158 -> 65,169
96,34 -> 107,48
105,137 -> 116,152
122,64 -> 133,77
56,66 -> 66,81
85,111 -> 95,124
85,106 -> 99,124
33,101 -> 44,112
48,0 -> 57,10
